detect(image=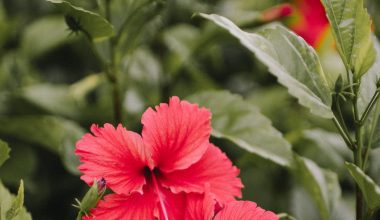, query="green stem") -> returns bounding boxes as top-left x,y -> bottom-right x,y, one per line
359,90 -> 380,125
104,0 -> 122,123
354,155 -> 364,220
353,79 -> 364,220
334,95 -> 356,150
332,116 -> 355,151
